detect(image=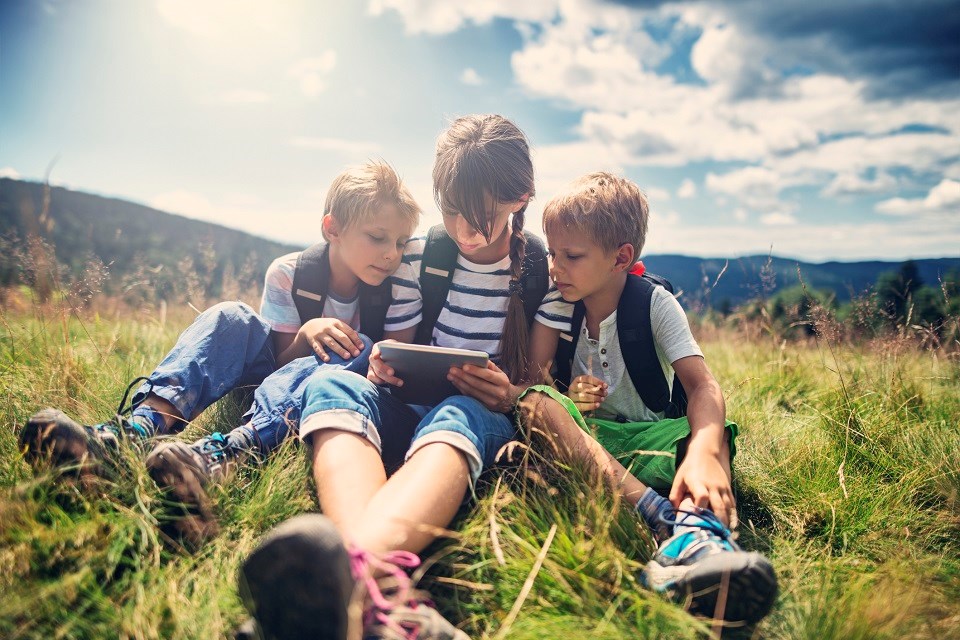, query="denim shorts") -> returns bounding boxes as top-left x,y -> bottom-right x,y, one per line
298,370 -> 516,488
